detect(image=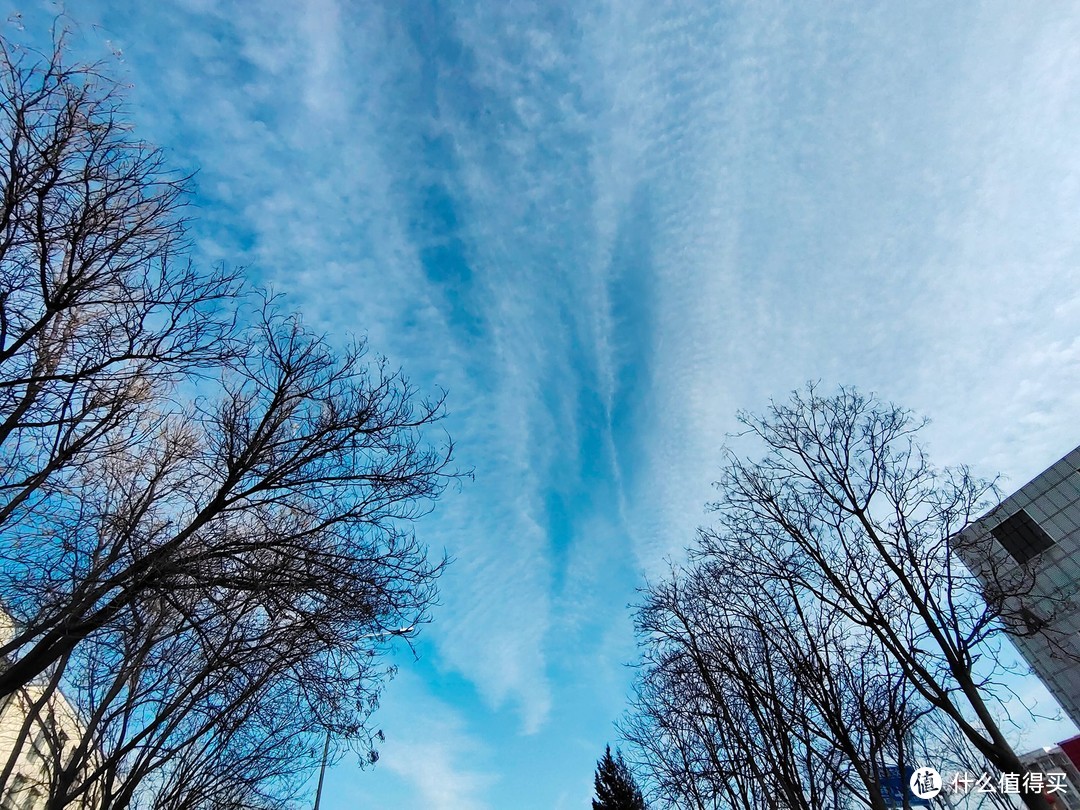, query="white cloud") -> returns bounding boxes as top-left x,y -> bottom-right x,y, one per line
571,1 -> 1080,571
378,679 -> 495,810
323,671 -> 495,810
63,1 -> 1080,803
